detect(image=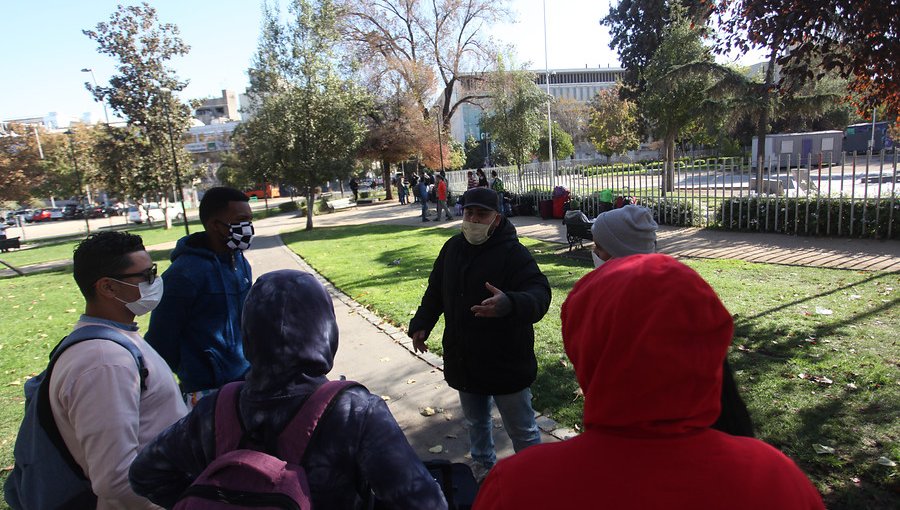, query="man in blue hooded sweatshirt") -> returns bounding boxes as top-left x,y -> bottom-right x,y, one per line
146,187 -> 254,407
